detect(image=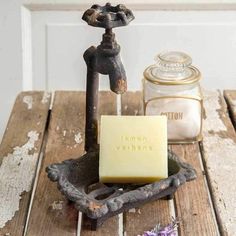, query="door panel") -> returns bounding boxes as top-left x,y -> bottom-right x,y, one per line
32,11 -> 236,91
